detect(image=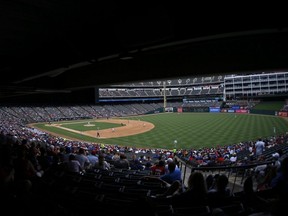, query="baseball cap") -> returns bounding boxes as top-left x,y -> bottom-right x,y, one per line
167,158 -> 173,163
272,152 -> 280,158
